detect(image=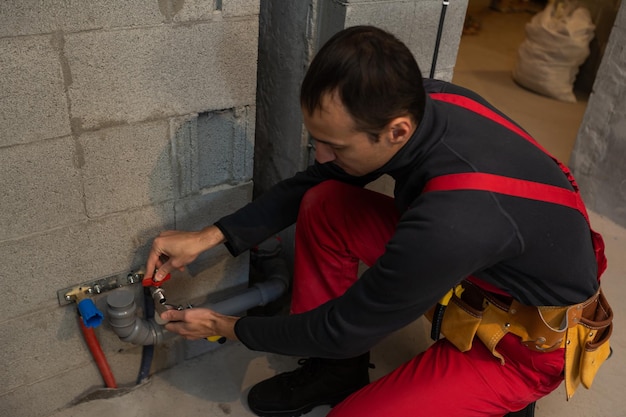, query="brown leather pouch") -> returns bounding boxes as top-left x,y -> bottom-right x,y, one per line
507,301 -> 573,352
564,289 -> 613,399
426,282 -> 613,400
